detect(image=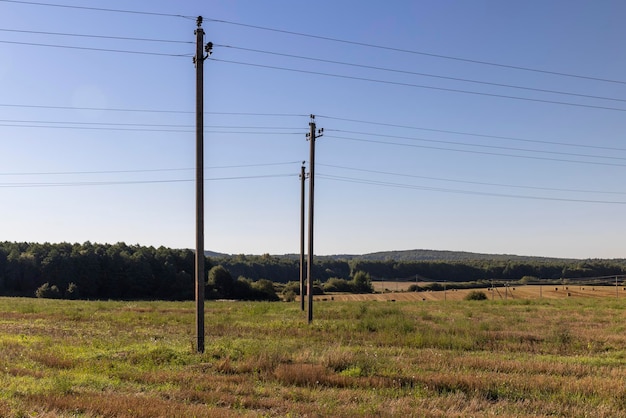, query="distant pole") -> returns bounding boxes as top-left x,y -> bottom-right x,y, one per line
299,162 -> 306,311
193,16 -> 212,354
306,116 -> 322,323
616,276 -> 619,299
